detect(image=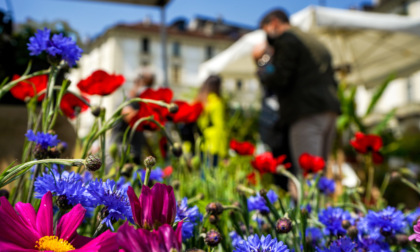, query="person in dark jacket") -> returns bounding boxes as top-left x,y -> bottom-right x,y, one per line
258,9 -> 341,177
